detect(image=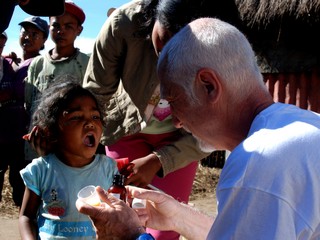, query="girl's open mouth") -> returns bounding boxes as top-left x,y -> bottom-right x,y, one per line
83,134 -> 95,147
